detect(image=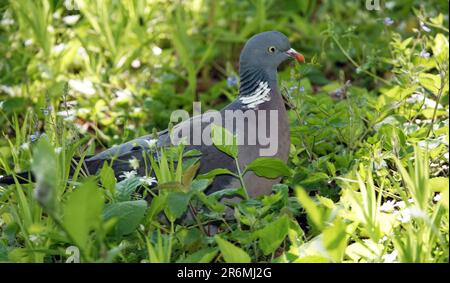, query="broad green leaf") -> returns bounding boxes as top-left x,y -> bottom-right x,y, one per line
257,215 -> 289,255
100,163 -> 116,192
181,161 -> 200,186
295,187 -> 322,229
215,236 -> 251,263
299,172 -> 329,185
164,192 -> 192,222
293,255 -> 329,263
245,157 -> 291,179
211,124 -> 238,158
190,179 -> 211,192
429,177 -> 449,192
63,179 -> 104,250
322,218 -> 349,262
115,176 -> 141,201
178,248 -> 218,263
147,194 -> 167,221
197,168 -> 237,179
103,200 -> 147,237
